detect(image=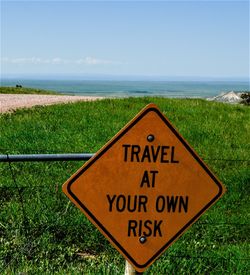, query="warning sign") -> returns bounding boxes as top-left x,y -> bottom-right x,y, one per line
63,103 -> 225,272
